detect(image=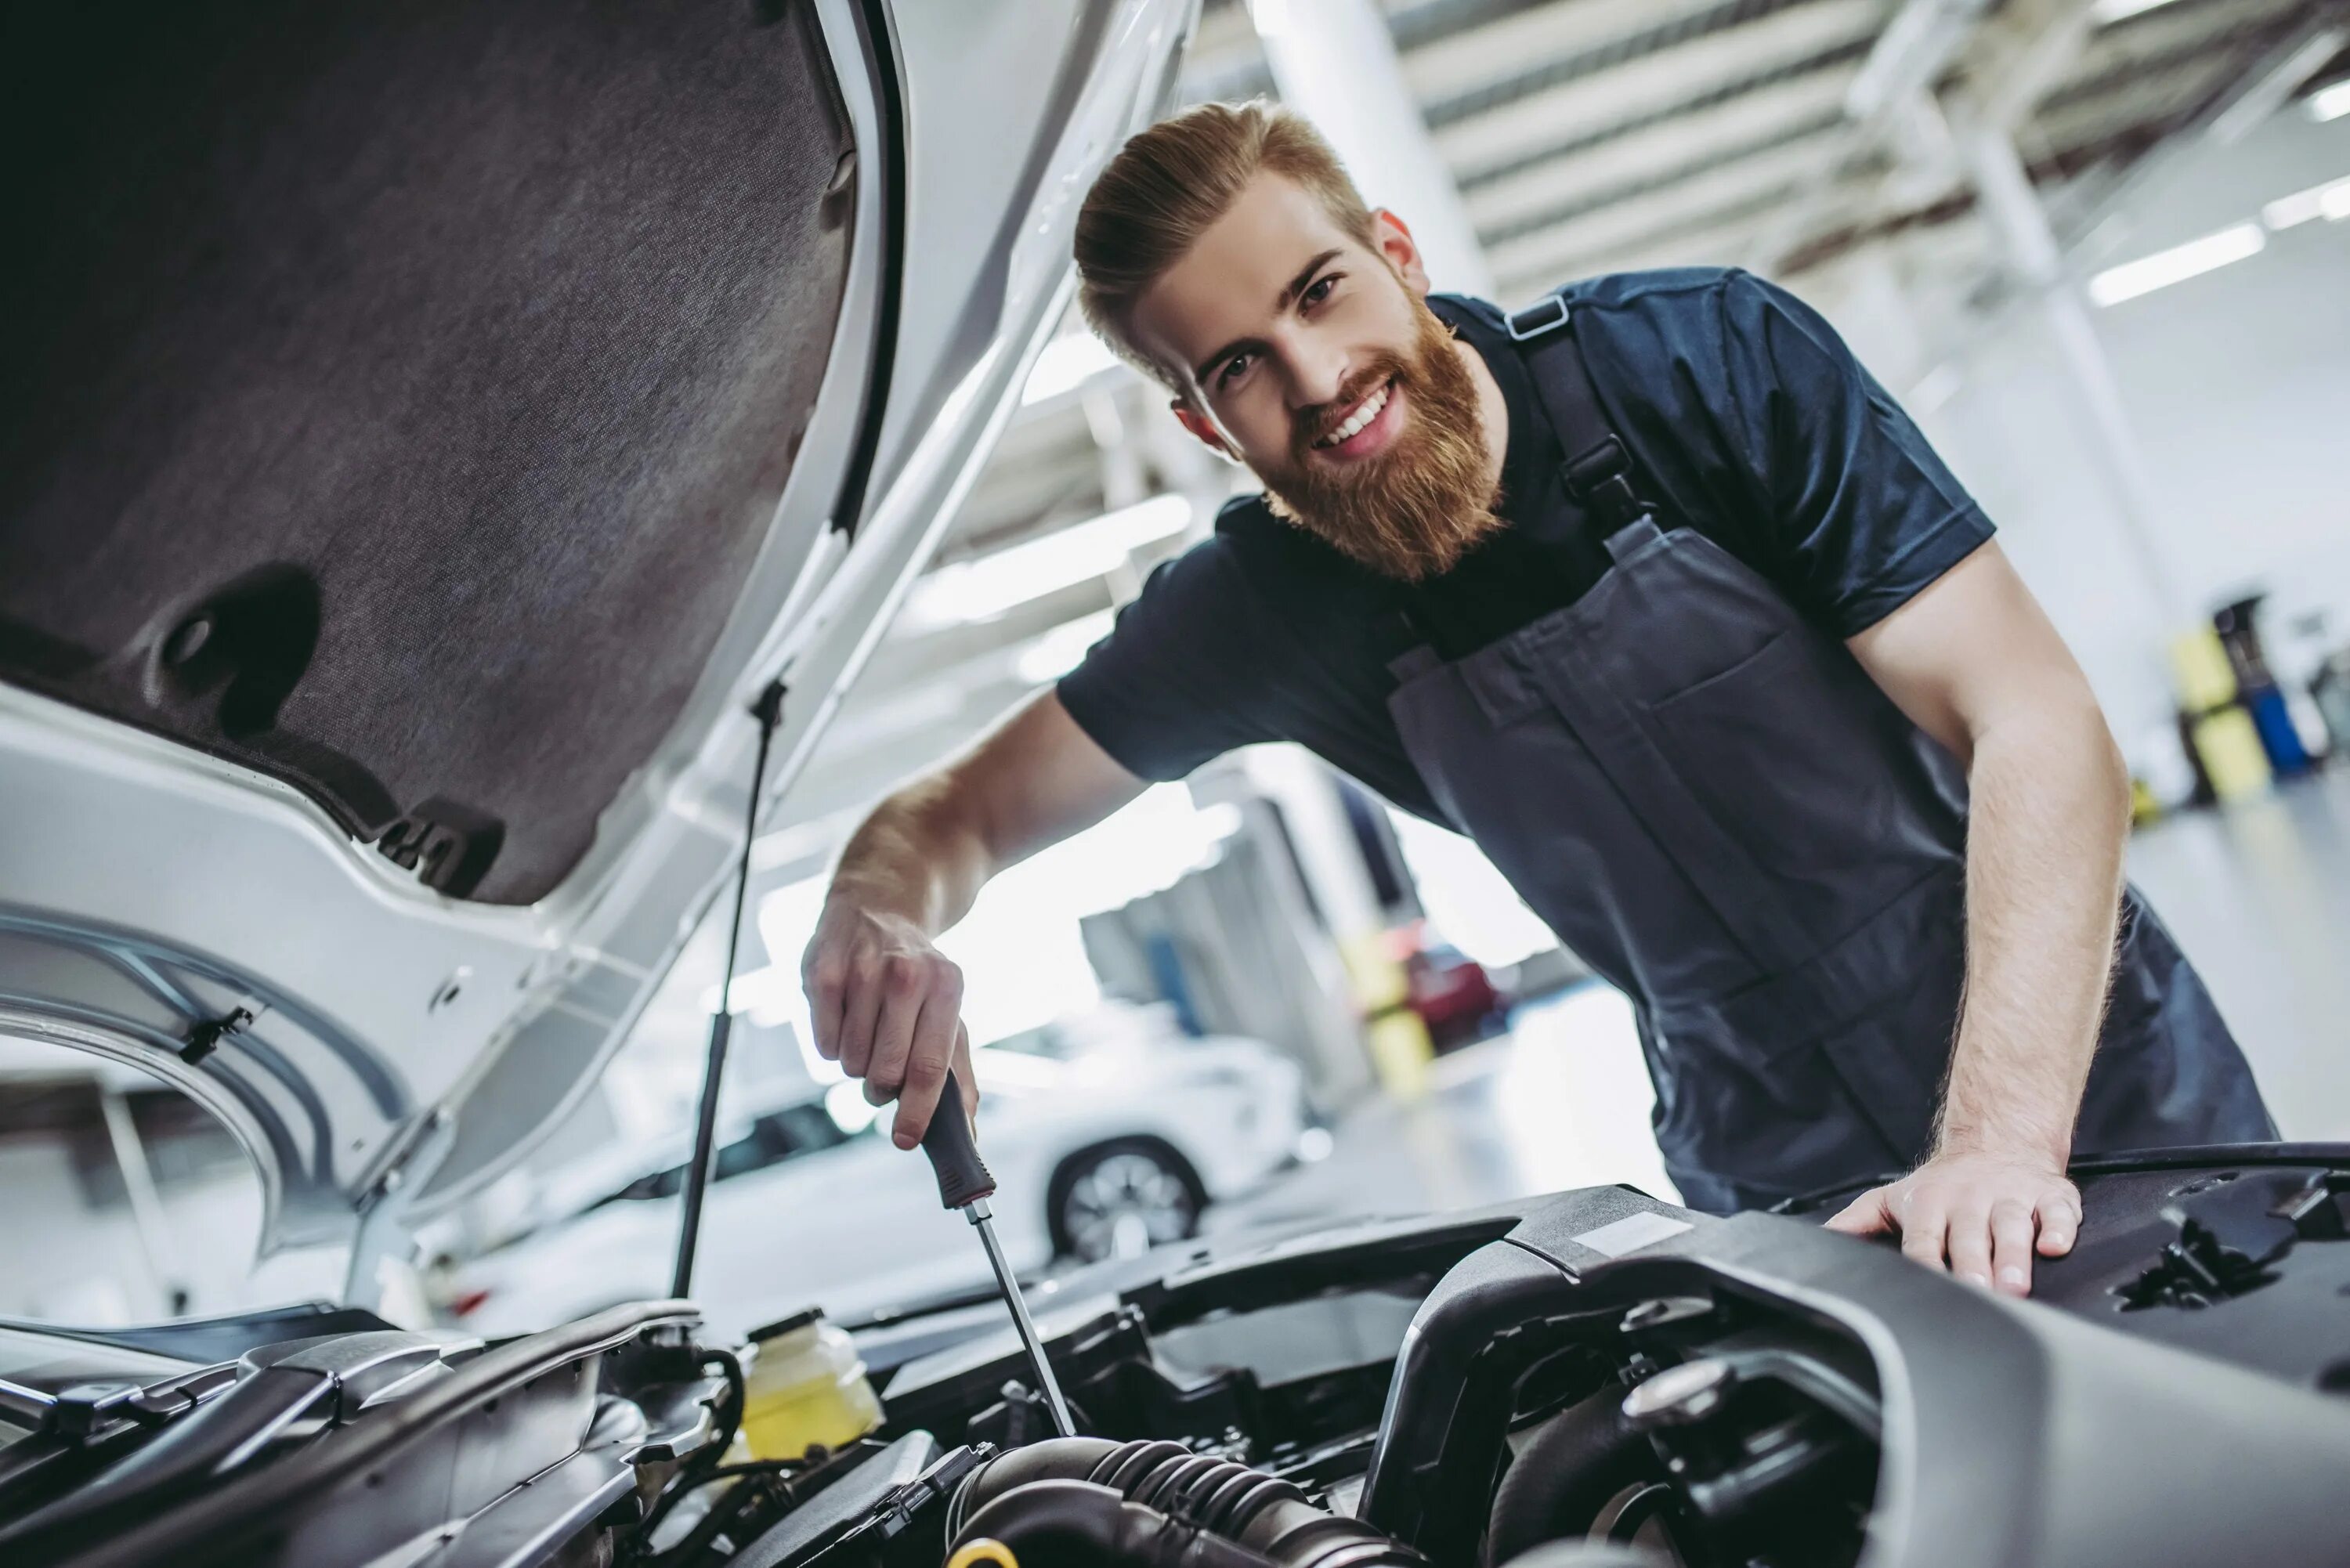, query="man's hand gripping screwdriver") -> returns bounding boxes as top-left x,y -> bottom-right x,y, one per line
919,1069 -> 1076,1437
